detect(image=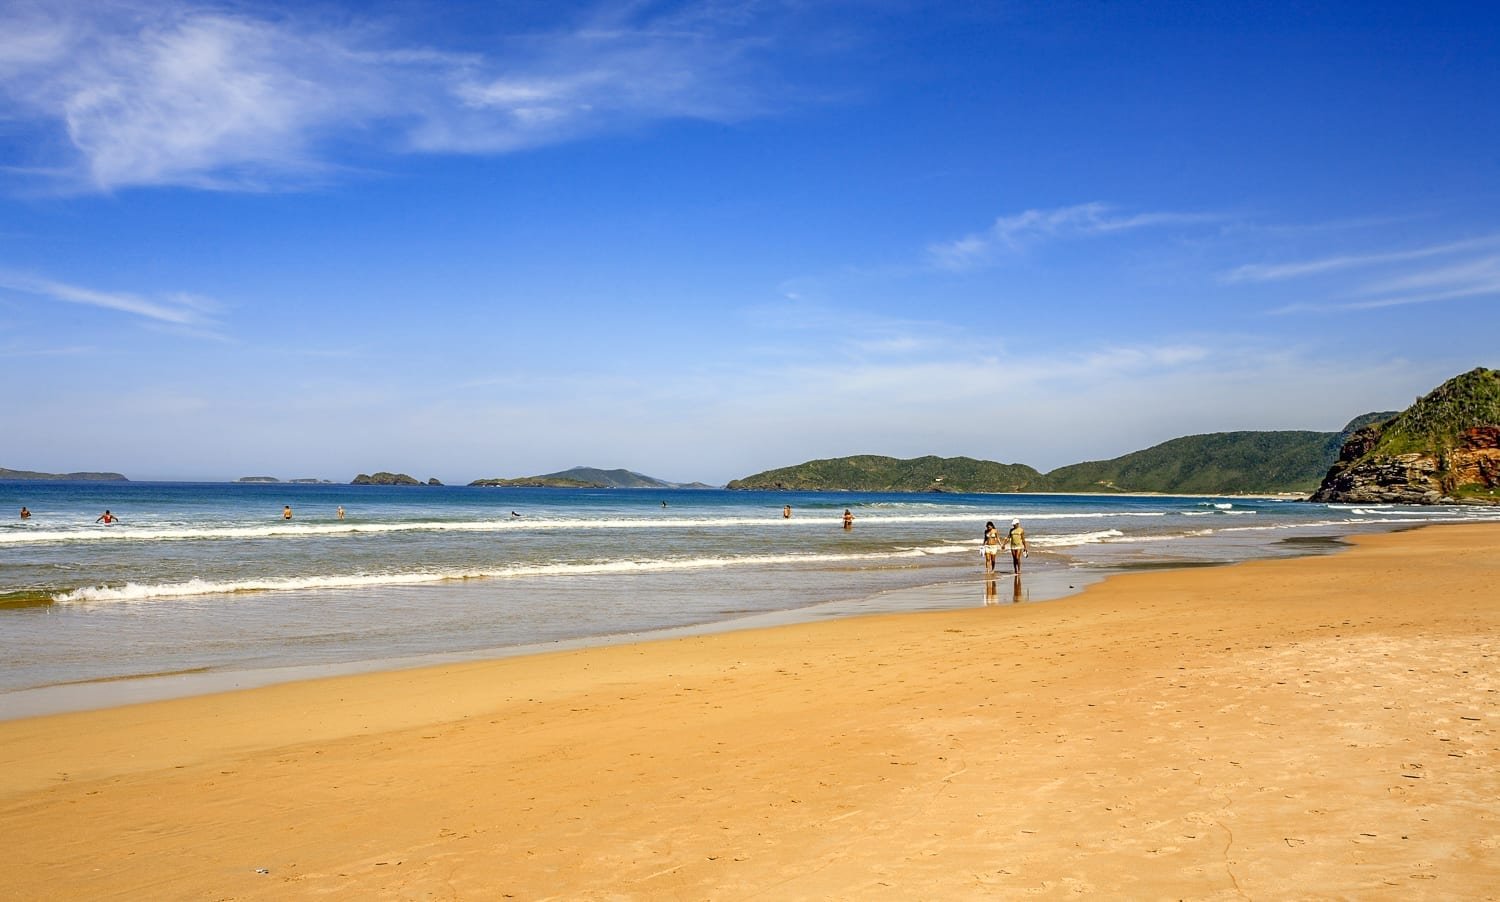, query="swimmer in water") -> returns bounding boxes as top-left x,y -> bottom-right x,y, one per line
95,509 -> 117,524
